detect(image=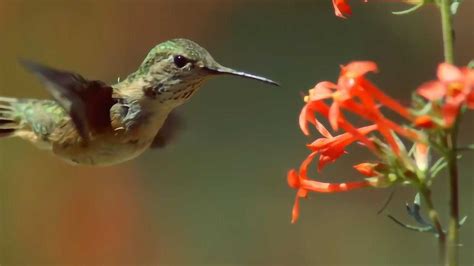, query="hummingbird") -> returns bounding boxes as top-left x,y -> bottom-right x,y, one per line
0,38 -> 278,166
